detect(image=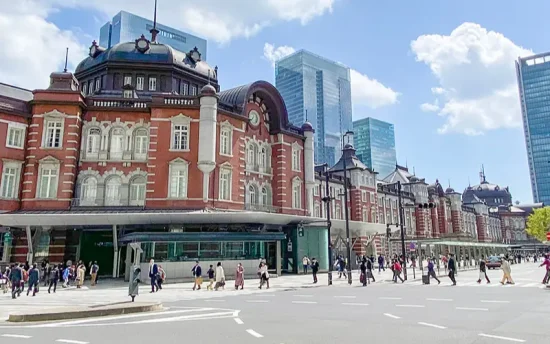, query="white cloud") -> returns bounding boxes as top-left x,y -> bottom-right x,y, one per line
263,43 -> 399,109
420,101 -> 440,113
411,22 -> 532,135
51,0 -> 336,44
0,0 -> 86,90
